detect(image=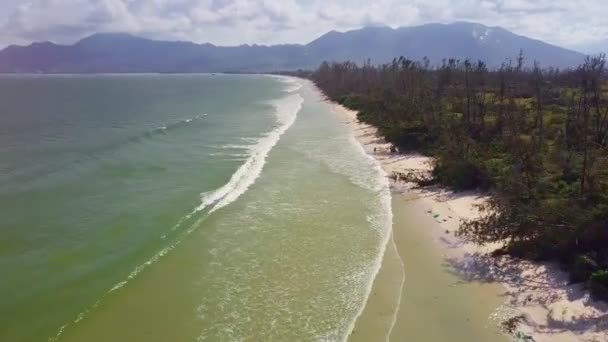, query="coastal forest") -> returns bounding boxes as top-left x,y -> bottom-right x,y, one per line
307,53 -> 608,300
